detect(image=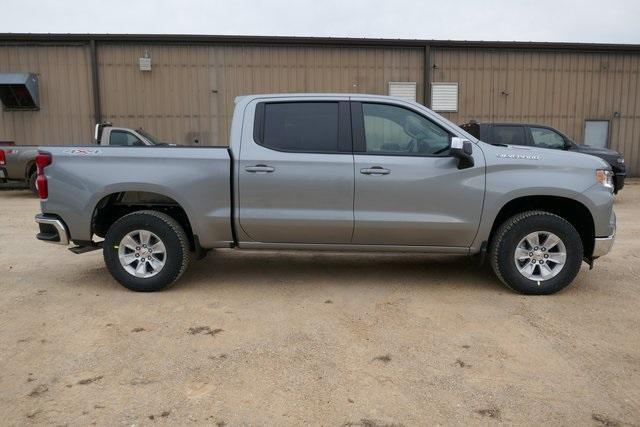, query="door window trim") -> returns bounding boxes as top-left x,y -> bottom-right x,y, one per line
351,101 -> 453,157
252,100 -> 352,154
